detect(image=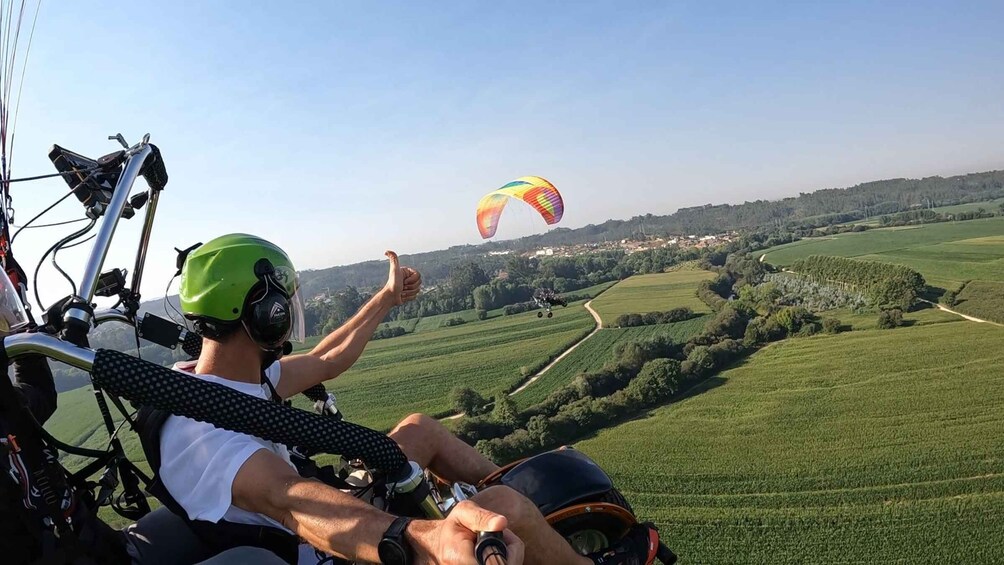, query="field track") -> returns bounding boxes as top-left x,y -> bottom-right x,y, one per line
509,300 -> 604,394
443,300 -> 604,420
922,299 -> 1002,326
